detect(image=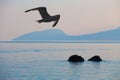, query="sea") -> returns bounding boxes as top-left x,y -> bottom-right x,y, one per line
0,41 -> 120,80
